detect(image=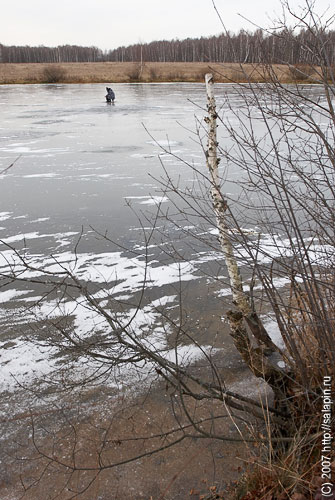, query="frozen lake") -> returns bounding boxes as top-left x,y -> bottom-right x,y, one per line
0,83 -> 214,246
0,82 -> 328,393
0,83 -> 238,391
